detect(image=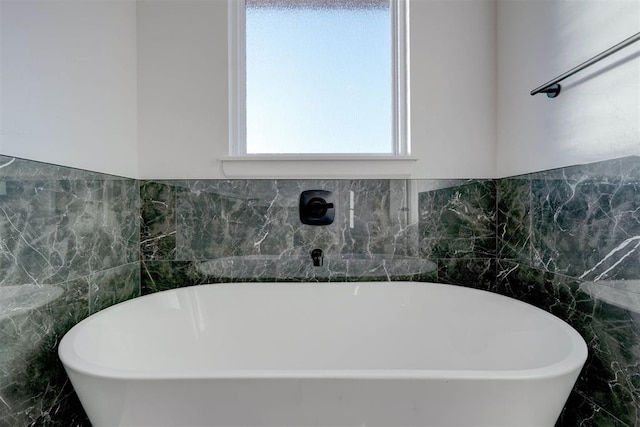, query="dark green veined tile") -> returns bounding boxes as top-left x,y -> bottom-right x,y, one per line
496,178 -> 532,263
531,178 -> 640,280
572,297 -> 640,425
436,258 -> 495,291
141,260 -> 201,294
0,279 -> 89,426
140,181 -> 177,260
556,391 -> 630,427
494,260 -> 582,320
0,178 -> 139,286
419,180 -> 496,259
89,262 -> 141,314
